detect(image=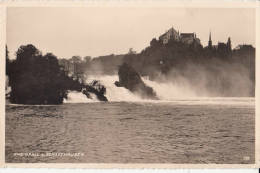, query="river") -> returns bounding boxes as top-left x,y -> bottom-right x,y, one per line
5,98 -> 255,163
